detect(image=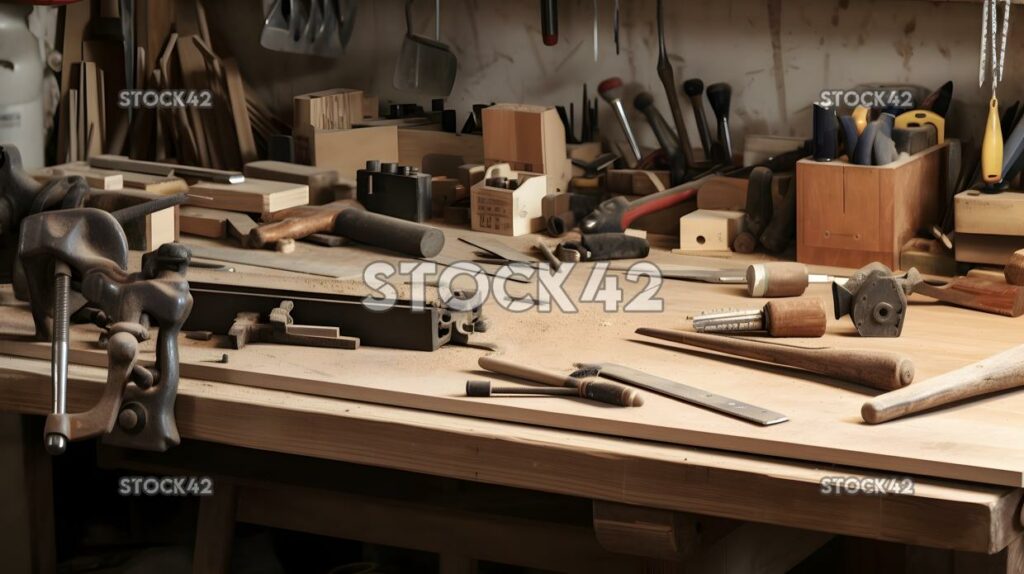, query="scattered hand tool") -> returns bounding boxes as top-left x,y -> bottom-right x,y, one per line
832,263 -> 914,337
635,328 -> 915,391
571,363 -> 788,425
556,233 -> 649,262
682,79 -> 714,159
732,167 -> 773,253
393,0 -> 458,96
460,236 -> 534,264
598,77 -> 642,162
978,0 -> 1012,185
634,92 -> 687,185
535,241 -> 561,270
579,176 -> 708,234
571,153 -> 620,179
467,380 -> 581,398
620,261 -> 834,298
691,298 -> 827,338
706,83 -> 733,164
478,356 -> 643,407
540,0 -> 558,45
812,104 -> 839,162
921,80 -> 954,117
862,343 -> 1024,424
229,300 -> 359,350
656,0 -> 696,170
908,274 -> 1024,317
